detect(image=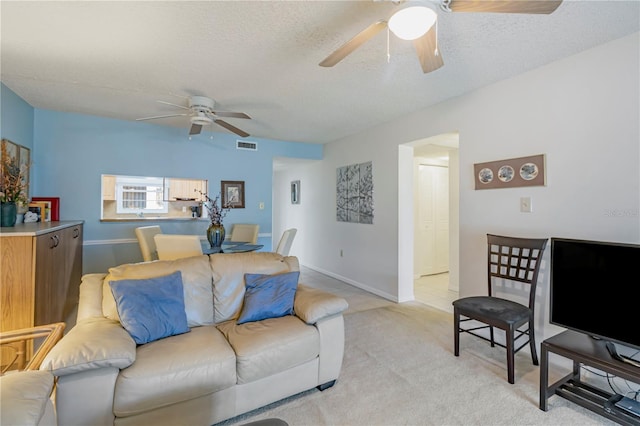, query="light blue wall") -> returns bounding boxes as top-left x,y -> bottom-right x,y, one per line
0,83 -> 34,149
29,109 -> 321,272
